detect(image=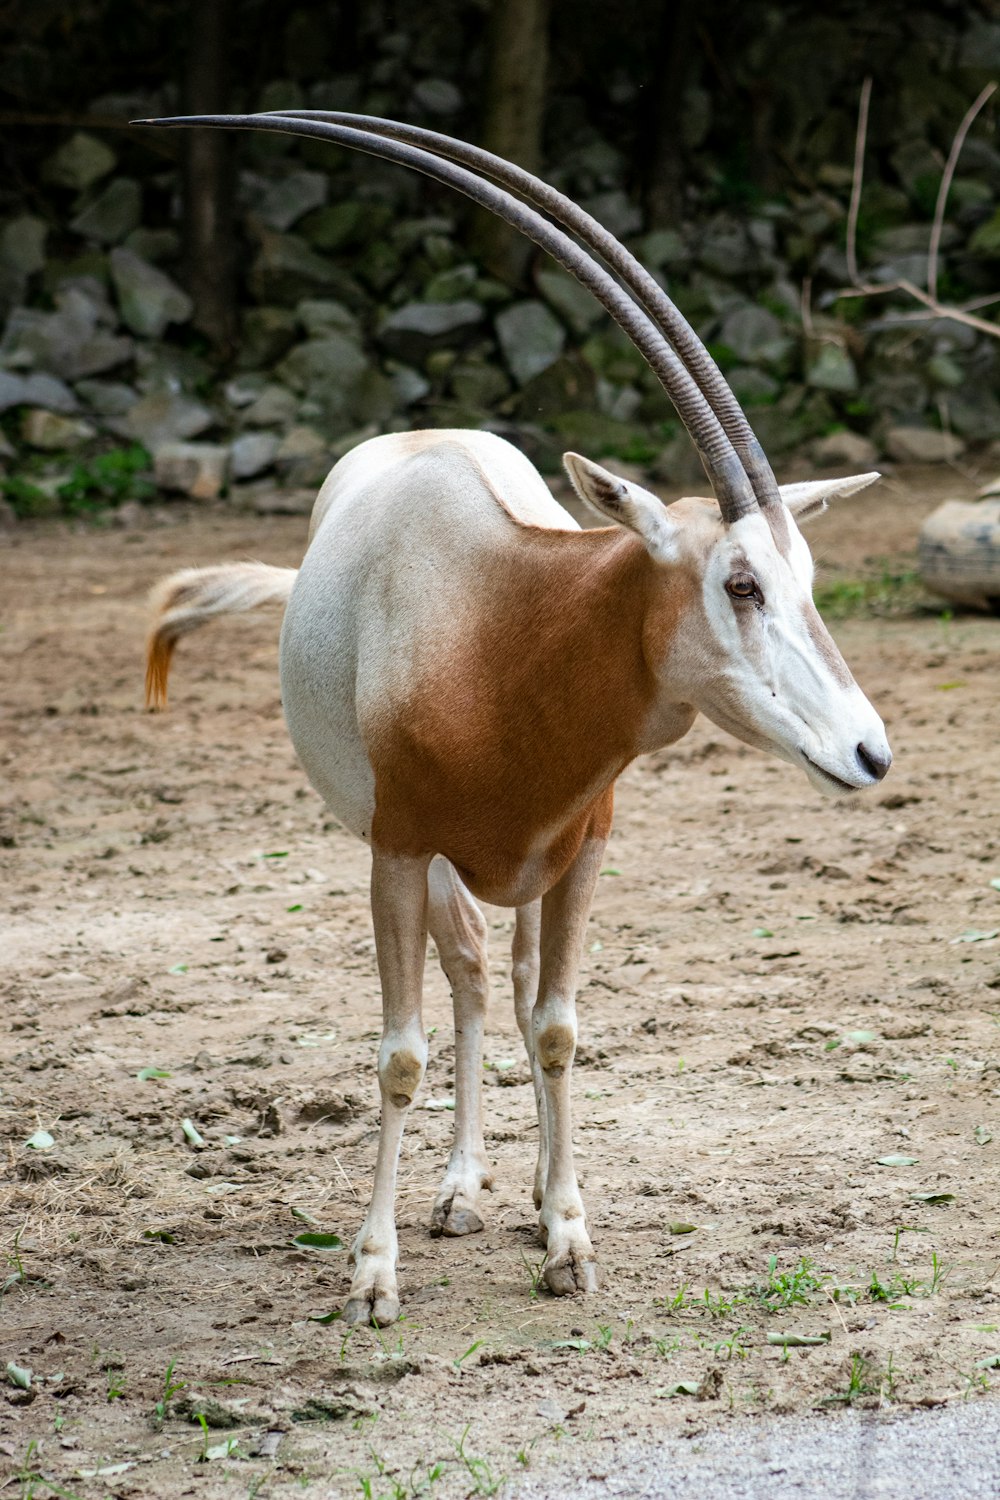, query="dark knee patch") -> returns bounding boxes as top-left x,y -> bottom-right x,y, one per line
536,1021 -> 575,1074
381,1048 -> 424,1108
